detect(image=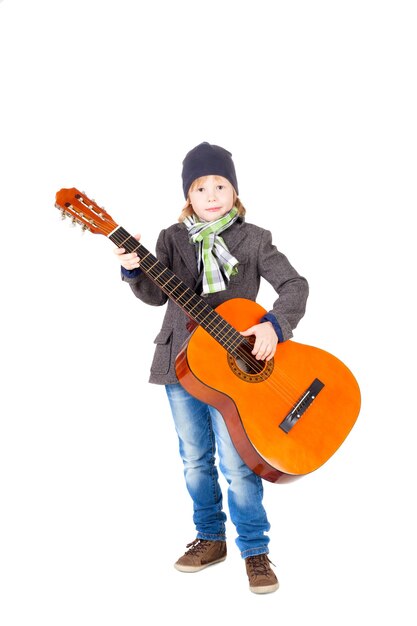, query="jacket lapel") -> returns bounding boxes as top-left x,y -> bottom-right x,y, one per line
222,219 -> 248,256
172,224 -> 199,278
172,218 -> 249,279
